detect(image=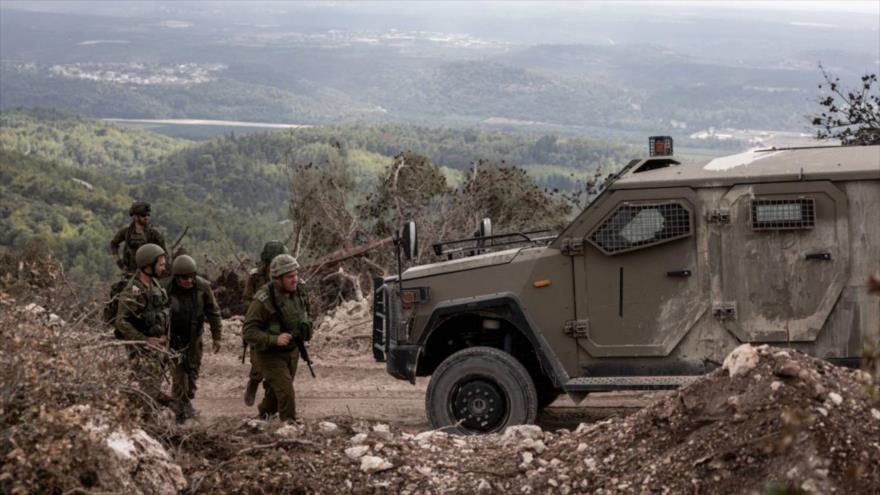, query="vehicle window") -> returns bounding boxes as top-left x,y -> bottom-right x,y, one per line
588,201 -> 692,255
751,198 -> 815,230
